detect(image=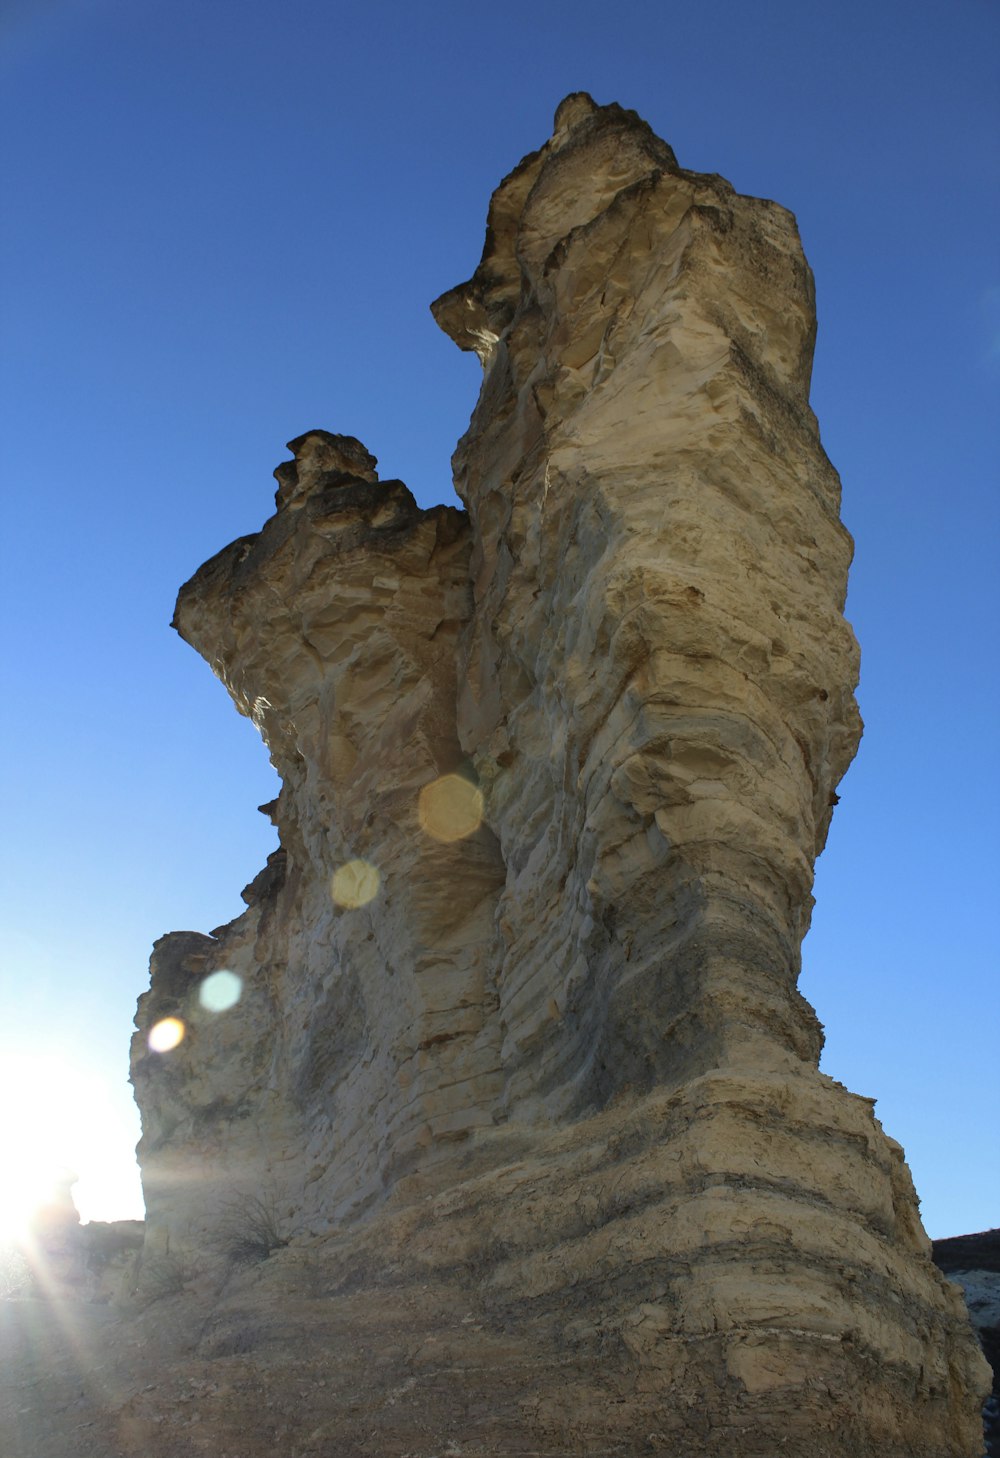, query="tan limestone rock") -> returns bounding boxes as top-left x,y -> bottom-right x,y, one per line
128,95 -> 990,1455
